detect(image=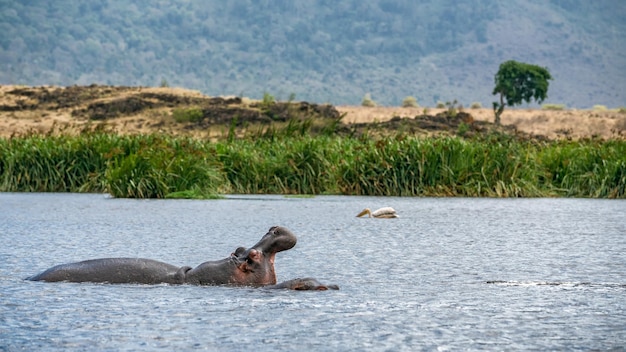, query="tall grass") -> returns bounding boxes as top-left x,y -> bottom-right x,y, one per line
1,132 -> 624,198
104,135 -> 224,198
0,134 -> 111,192
216,137 -> 344,194
0,134 -> 224,198
537,139 -> 626,198
335,135 -> 544,197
